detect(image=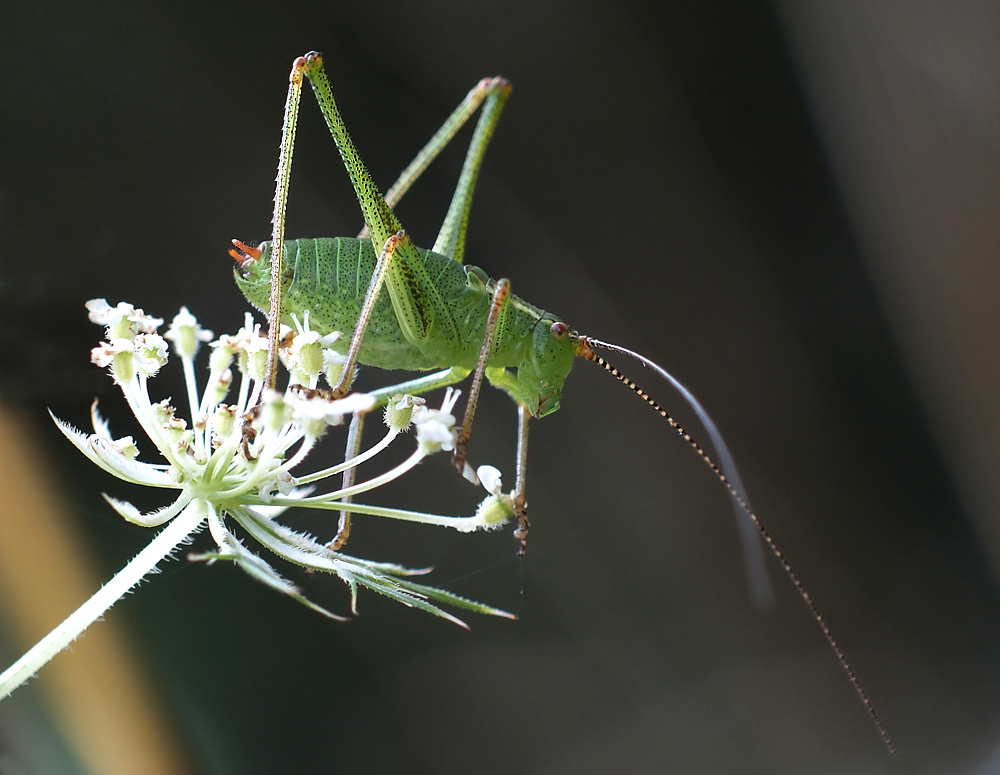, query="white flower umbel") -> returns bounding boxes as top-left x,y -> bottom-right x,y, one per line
0,301 -> 515,699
